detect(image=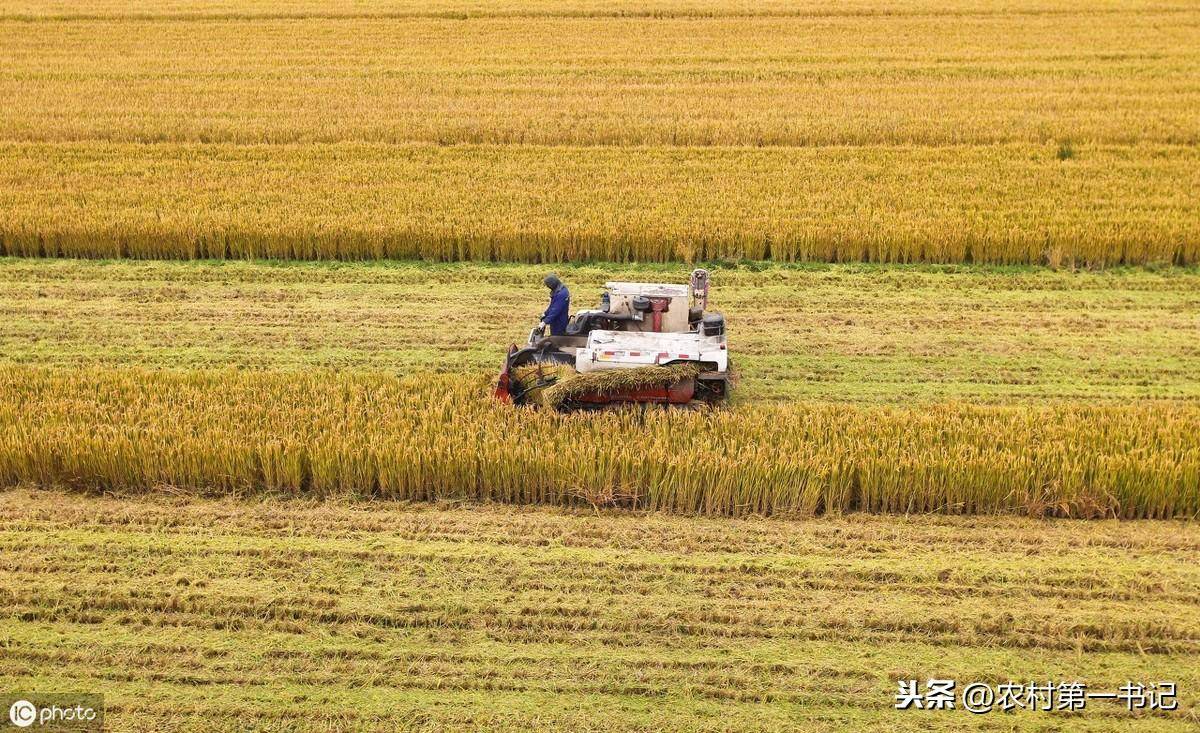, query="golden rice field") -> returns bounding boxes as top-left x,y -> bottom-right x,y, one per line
0,0 -> 1197,264
3,2 -> 1198,728
5,5 -> 1197,147
3,367 -> 1198,518
3,0 -> 1191,19
2,143 -> 1197,265
0,490 -> 1196,731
